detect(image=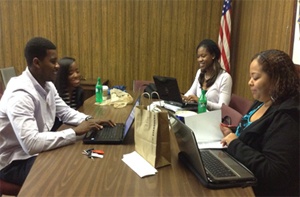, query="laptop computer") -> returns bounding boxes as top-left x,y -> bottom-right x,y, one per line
169,112 -> 257,189
82,97 -> 140,144
153,75 -> 197,110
